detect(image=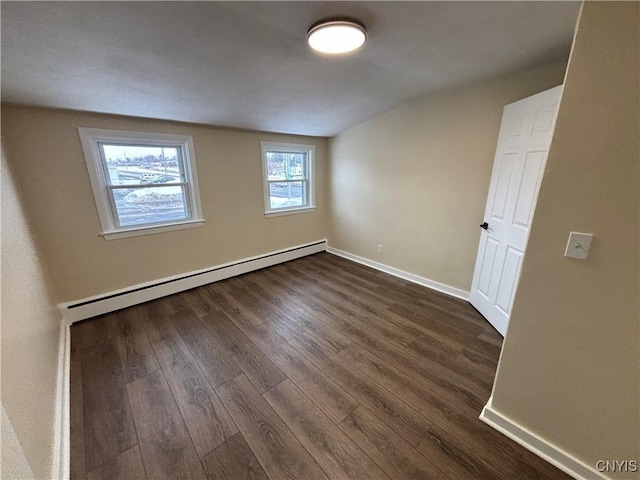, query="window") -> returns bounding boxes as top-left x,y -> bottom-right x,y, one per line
78,128 -> 204,239
261,142 -> 315,216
